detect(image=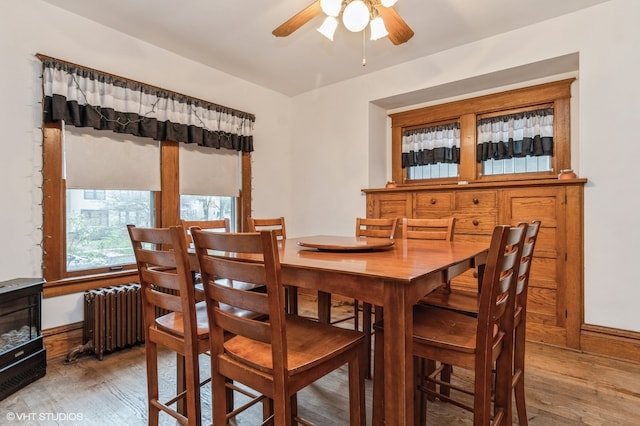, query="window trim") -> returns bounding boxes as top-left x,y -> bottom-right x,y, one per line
41,122 -> 252,297
390,79 -> 574,185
